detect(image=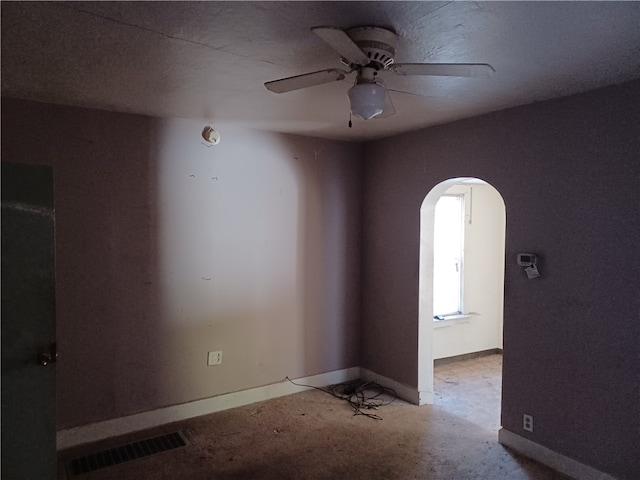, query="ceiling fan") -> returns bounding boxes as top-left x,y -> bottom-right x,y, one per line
264,26 -> 495,122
